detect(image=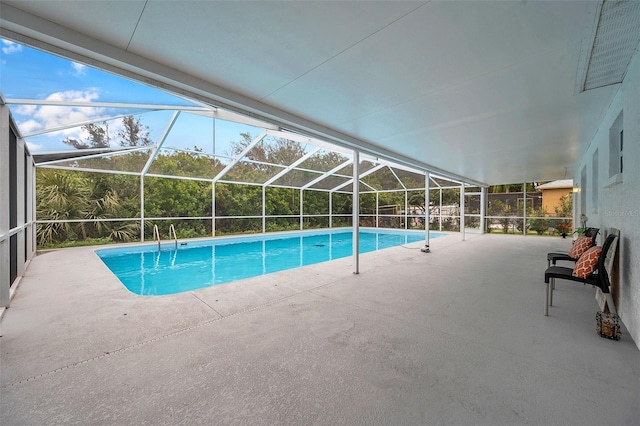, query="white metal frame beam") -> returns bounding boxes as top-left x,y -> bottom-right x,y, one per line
212,130 -> 267,183
262,147 -> 320,187
332,164 -> 385,193
301,158 -> 353,190
140,111 -> 181,241
0,104 -> 11,308
36,146 -> 151,167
